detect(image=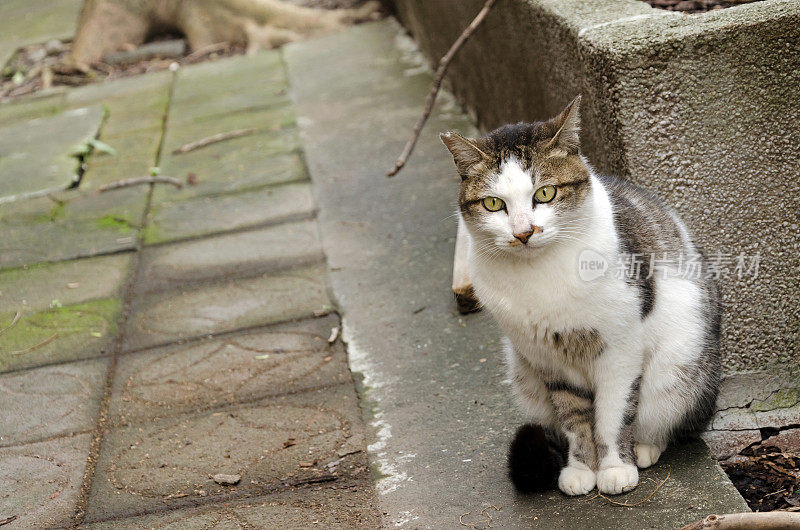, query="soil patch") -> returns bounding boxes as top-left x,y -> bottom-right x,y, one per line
642,0 -> 765,13
1,38 -> 245,102
722,445 -> 800,512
